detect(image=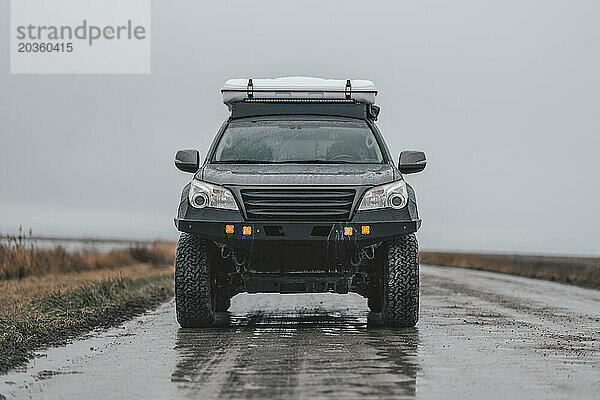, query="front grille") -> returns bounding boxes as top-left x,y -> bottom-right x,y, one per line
241,188 -> 356,221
